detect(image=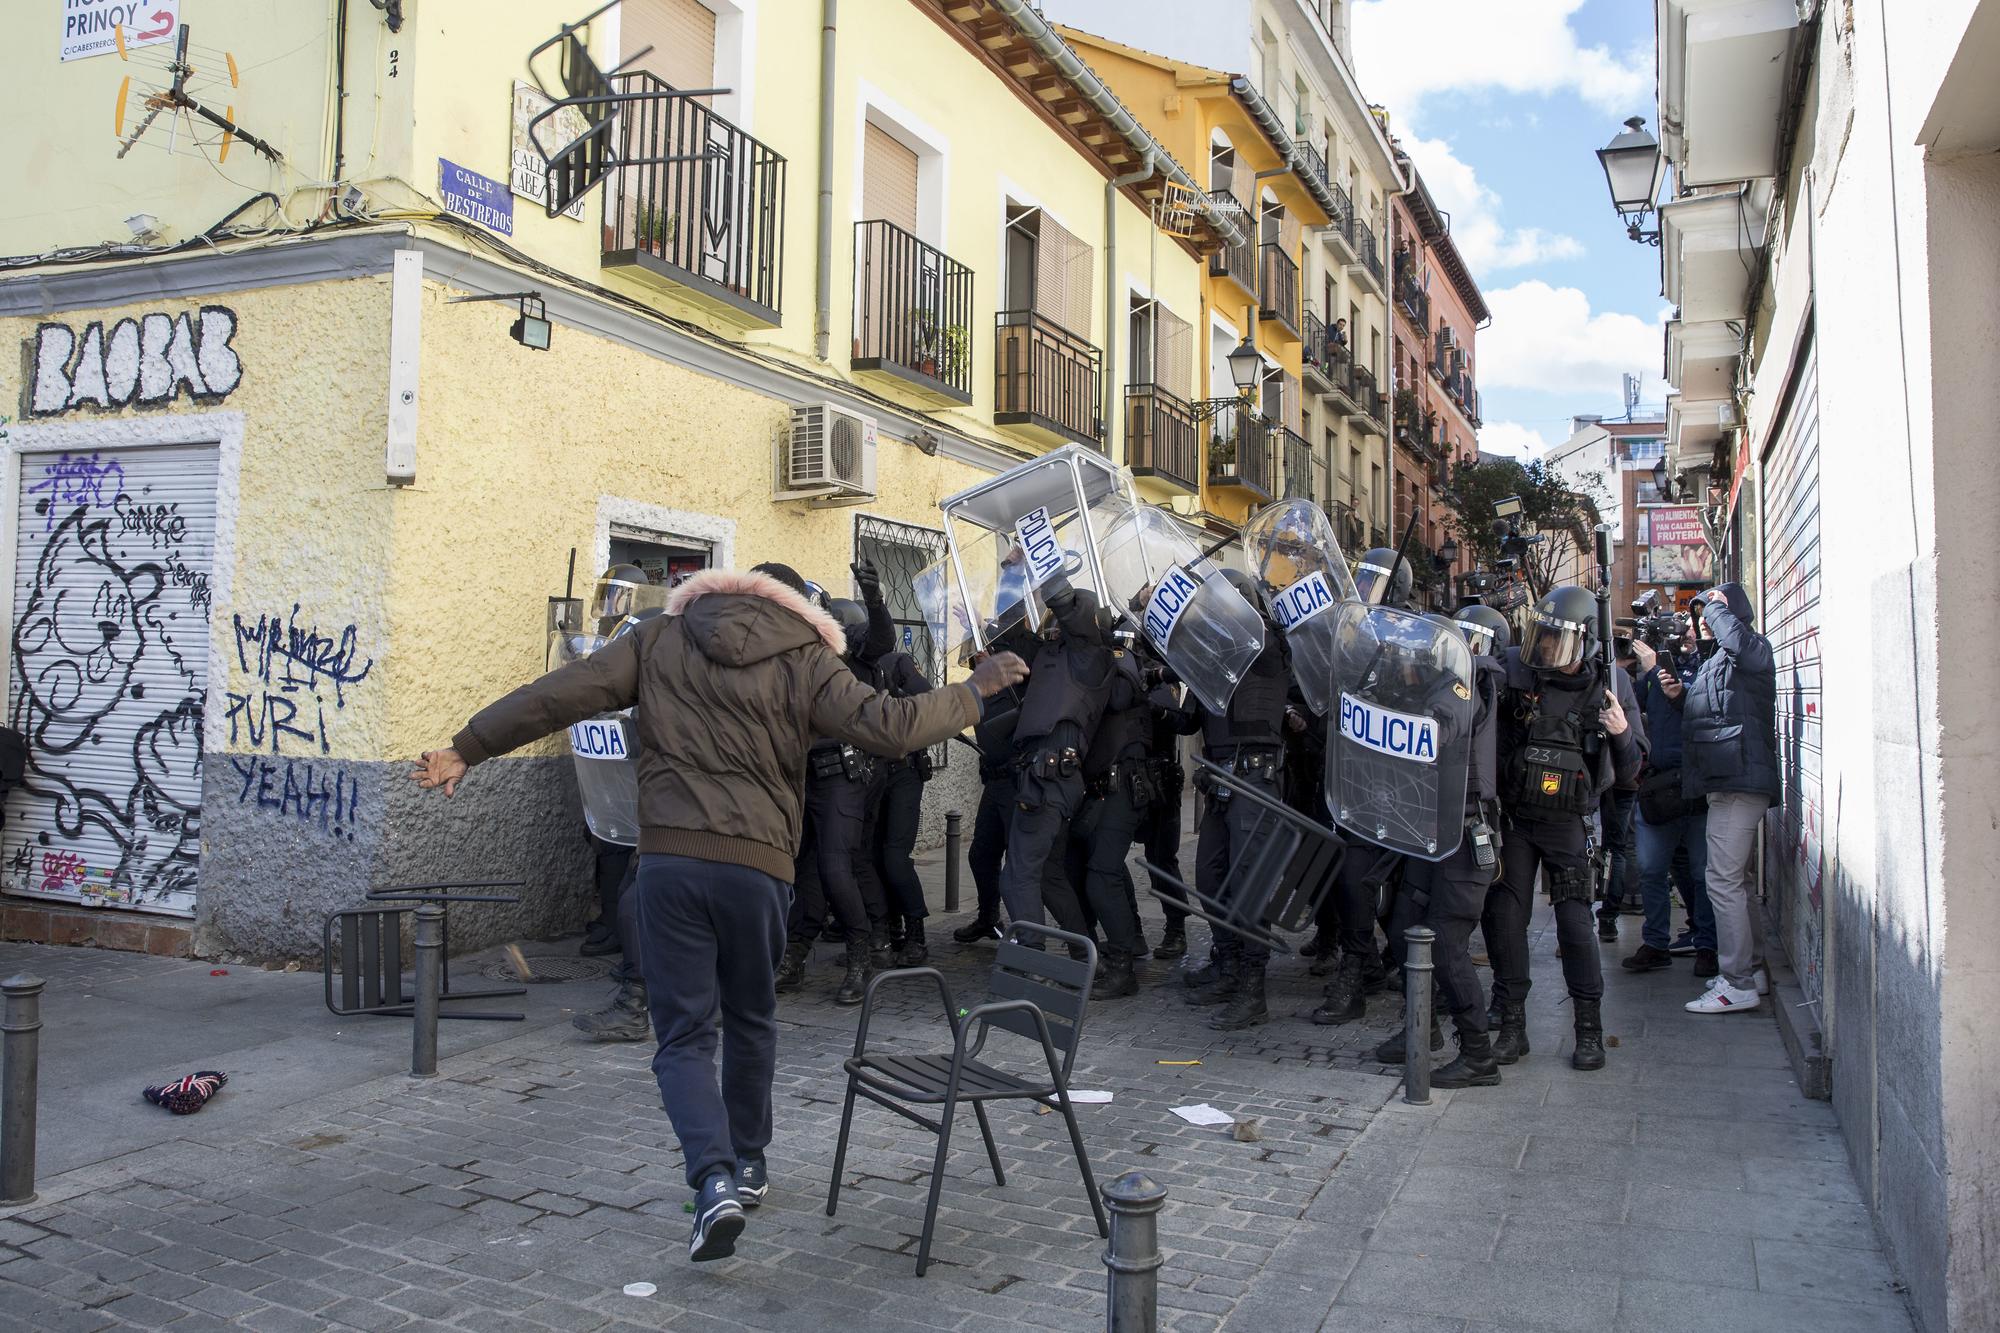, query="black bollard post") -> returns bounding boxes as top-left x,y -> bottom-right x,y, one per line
411,905 -> 444,1078
1102,1171 -> 1167,1332
2,974 -> 45,1206
1403,926 -> 1435,1105
944,809 -> 962,913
